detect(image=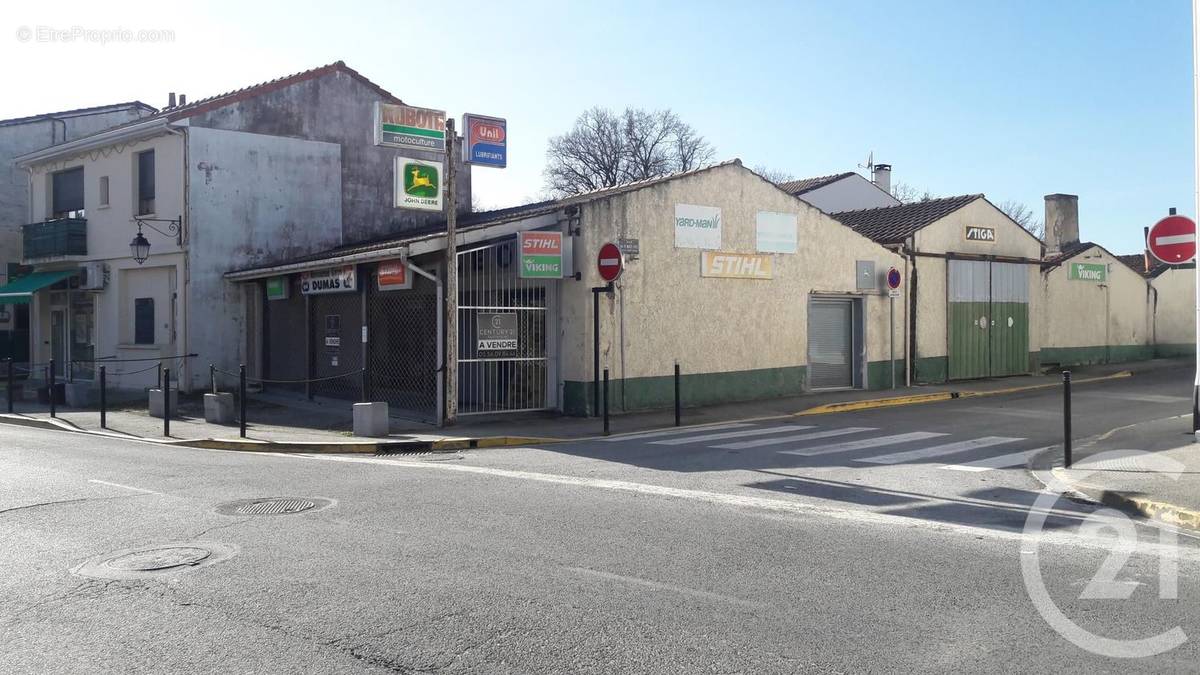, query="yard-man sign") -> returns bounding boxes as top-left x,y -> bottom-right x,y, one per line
395,157 -> 443,211
675,204 -> 722,249
965,226 -> 996,242
301,266 -> 357,294
700,251 -> 773,280
375,102 -> 447,153
1068,262 -> 1107,282
477,312 -> 518,351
